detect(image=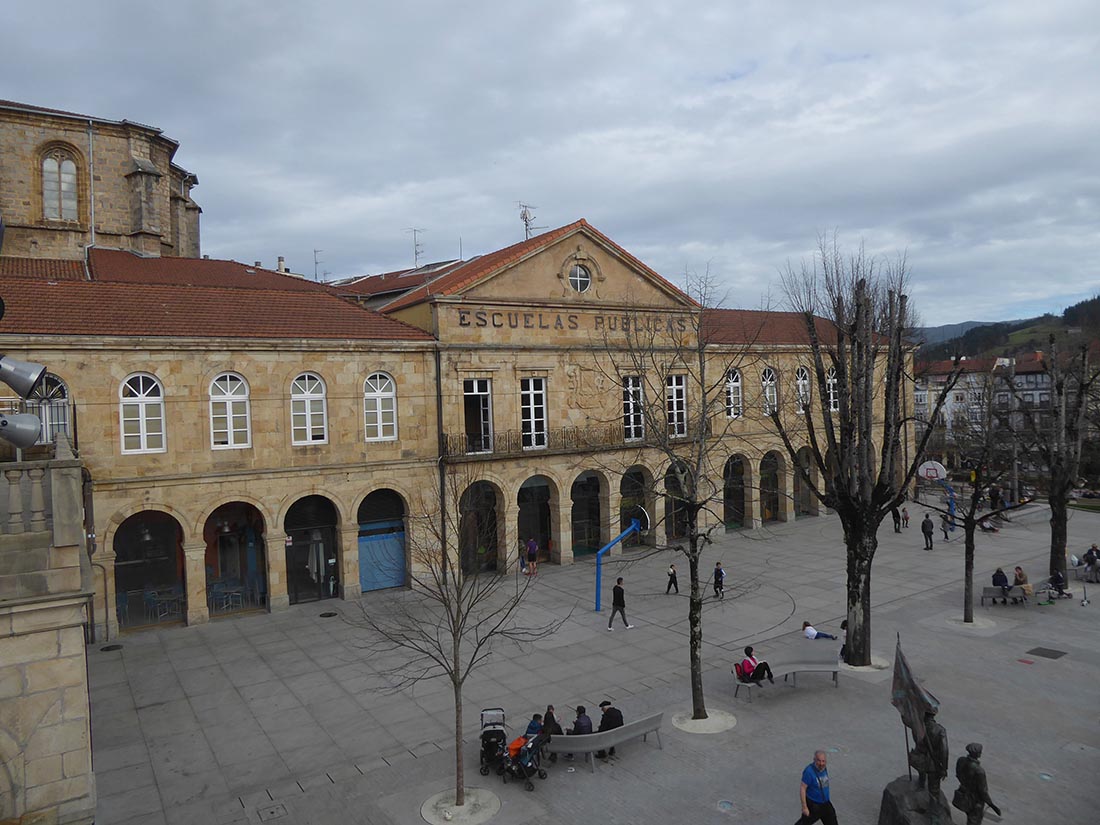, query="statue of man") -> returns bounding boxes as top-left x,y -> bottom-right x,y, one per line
908,708 -> 949,813
953,743 -> 1001,825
